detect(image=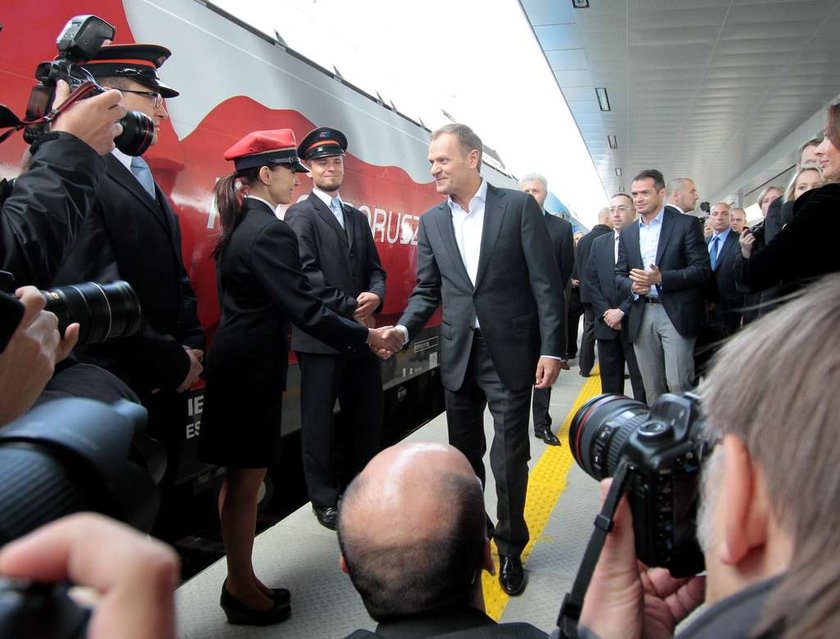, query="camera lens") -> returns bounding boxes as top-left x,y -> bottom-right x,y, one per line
41,280 -> 142,346
569,394 -> 650,479
115,110 -> 155,156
